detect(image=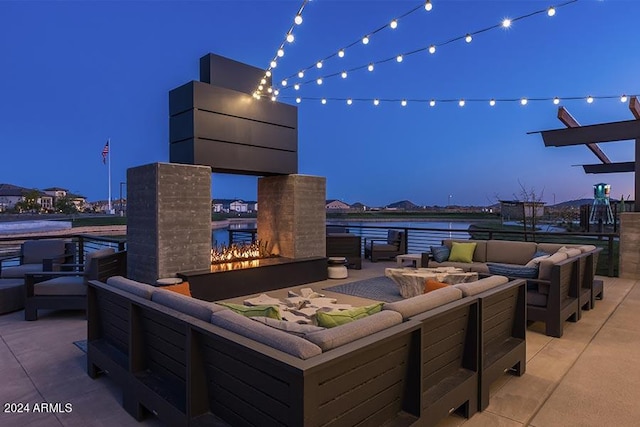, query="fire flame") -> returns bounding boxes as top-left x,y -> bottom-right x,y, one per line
211,240 -> 271,264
